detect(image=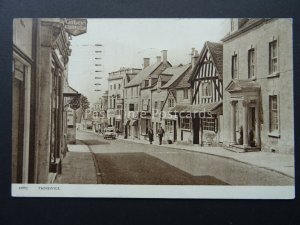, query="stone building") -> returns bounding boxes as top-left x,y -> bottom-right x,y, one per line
151,63 -> 191,143
12,18 -> 84,183
222,19 -> 294,154
124,50 -> 171,139
107,67 -> 140,132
